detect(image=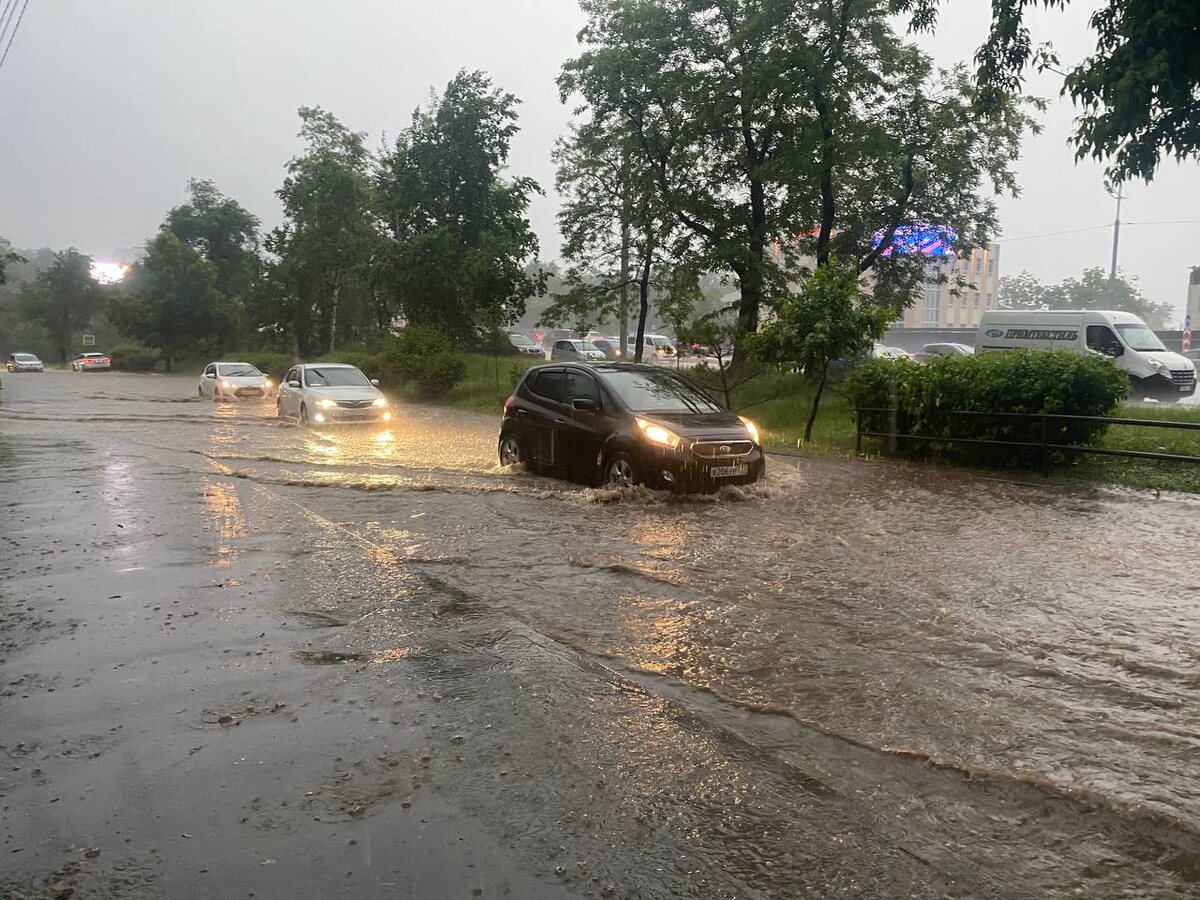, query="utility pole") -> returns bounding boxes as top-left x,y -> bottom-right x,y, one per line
1107,182 -> 1124,280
